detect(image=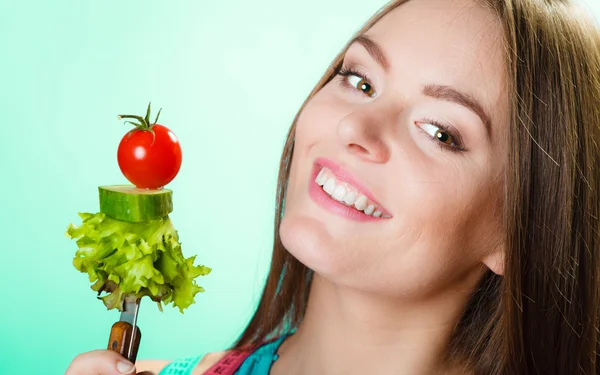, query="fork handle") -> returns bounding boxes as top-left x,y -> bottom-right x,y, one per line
108,321 -> 142,363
